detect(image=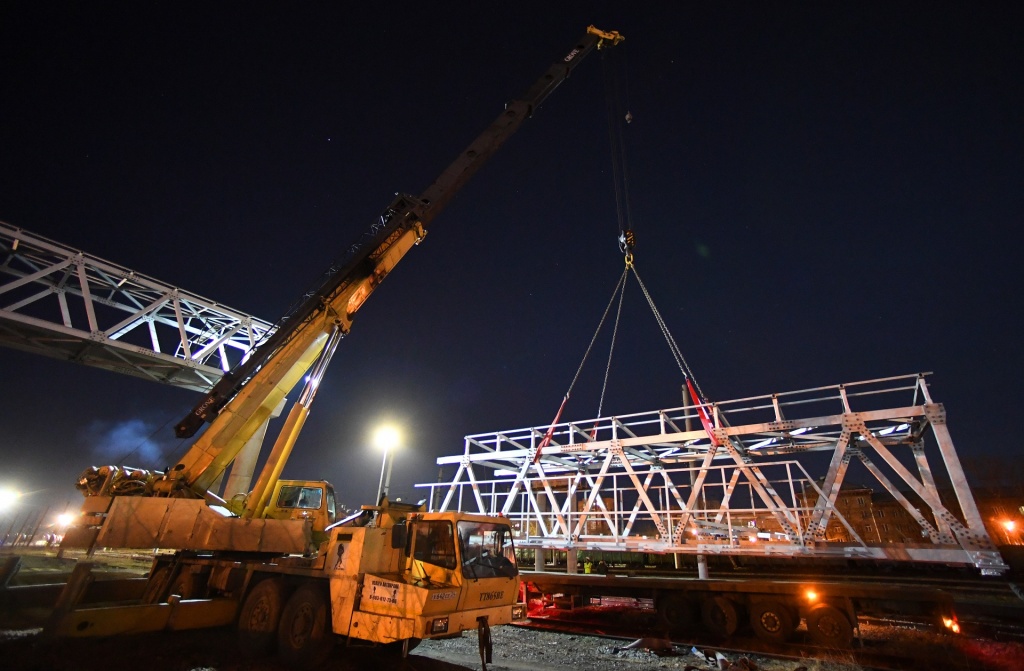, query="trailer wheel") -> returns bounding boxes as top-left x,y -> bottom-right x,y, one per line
238,578 -> 288,656
701,595 -> 739,637
277,582 -> 335,667
749,599 -> 795,643
657,593 -> 696,631
806,604 -> 854,648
